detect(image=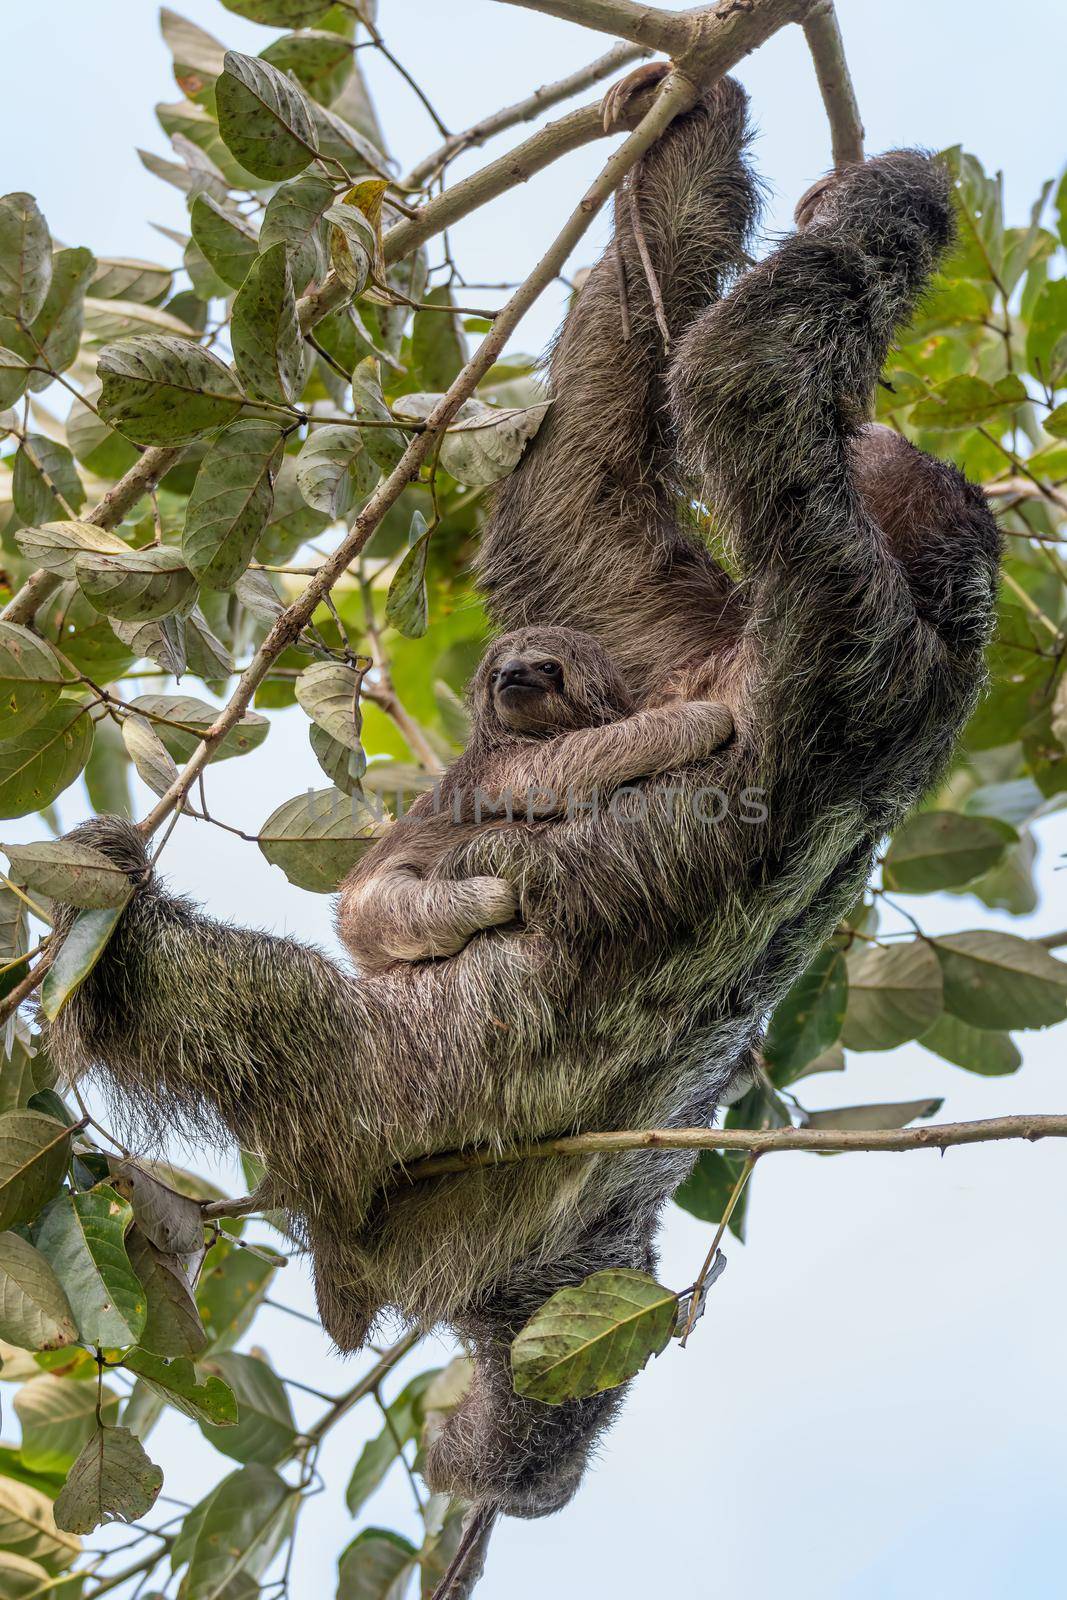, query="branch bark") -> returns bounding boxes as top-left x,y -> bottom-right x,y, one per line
404,1114 -> 1067,1179
406,40 -> 651,188
492,0 -> 691,54
802,0 -> 864,166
